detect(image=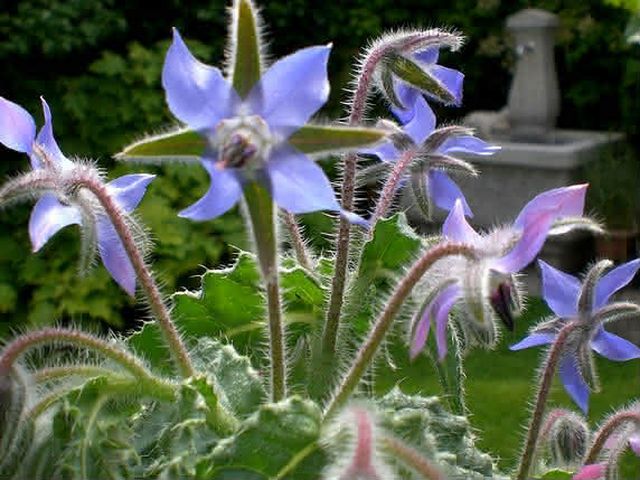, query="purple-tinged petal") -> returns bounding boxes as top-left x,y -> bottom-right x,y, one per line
429,64 -> 464,105
359,141 -> 399,163
559,355 -> 590,413
179,159 -> 243,221
340,210 -> 370,229
442,199 -> 481,244
247,45 -> 331,139
162,28 -> 240,131
96,219 -> 136,296
391,80 -> 421,124
34,97 -> 72,170
513,184 -> 587,231
629,435 -> 640,457
591,327 -> 640,361
493,185 -> 588,273
403,95 -> 436,145
106,174 -> 155,213
538,260 -> 580,317
266,143 -> 339,214
509,332 -> 556,350
573,463 -> 606,480
29,193 -> 82,252
410,283 -> 460,359
594,259 -> 640,309
413,47 -> 439,65
434,283 -> 461,360
429,171 -> 473,217
439,135 -> 500,156
0,96 -> 35,154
